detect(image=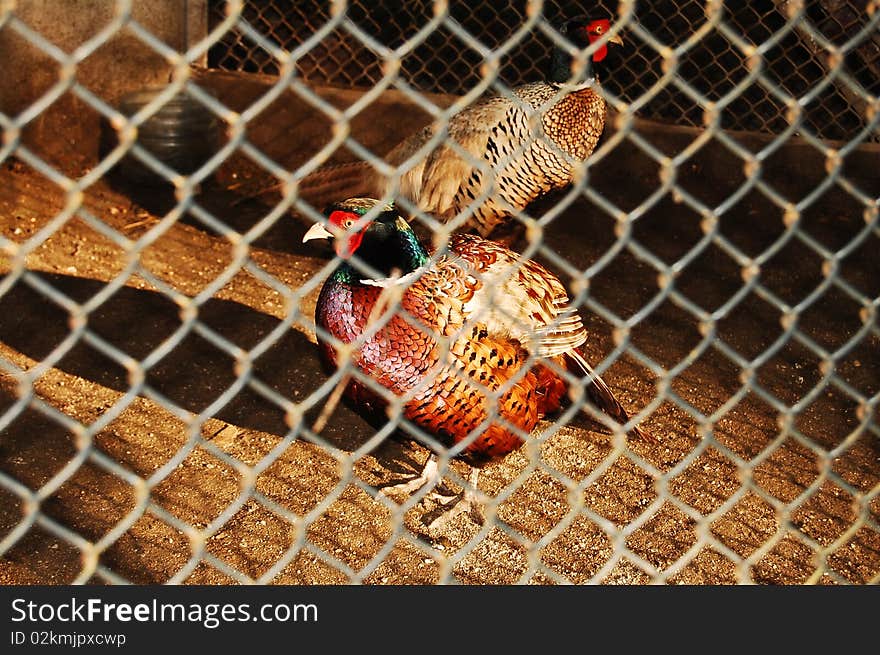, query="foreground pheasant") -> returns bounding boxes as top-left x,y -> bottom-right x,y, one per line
304,198 -> 650,529
374,15 -> 622,239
